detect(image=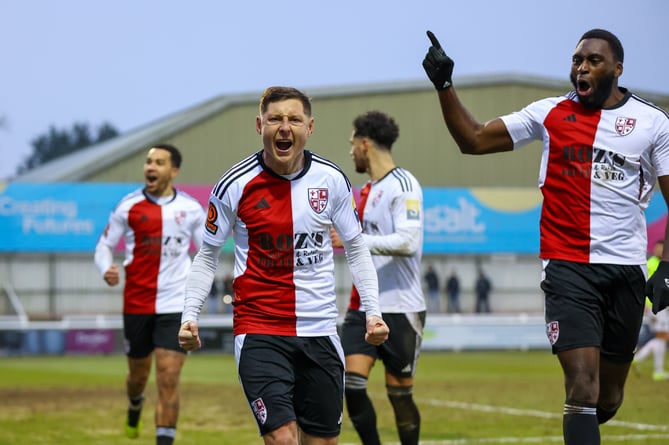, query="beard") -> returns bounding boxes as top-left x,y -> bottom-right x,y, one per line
570,71 -> 615,110
353,158 -> 367,174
